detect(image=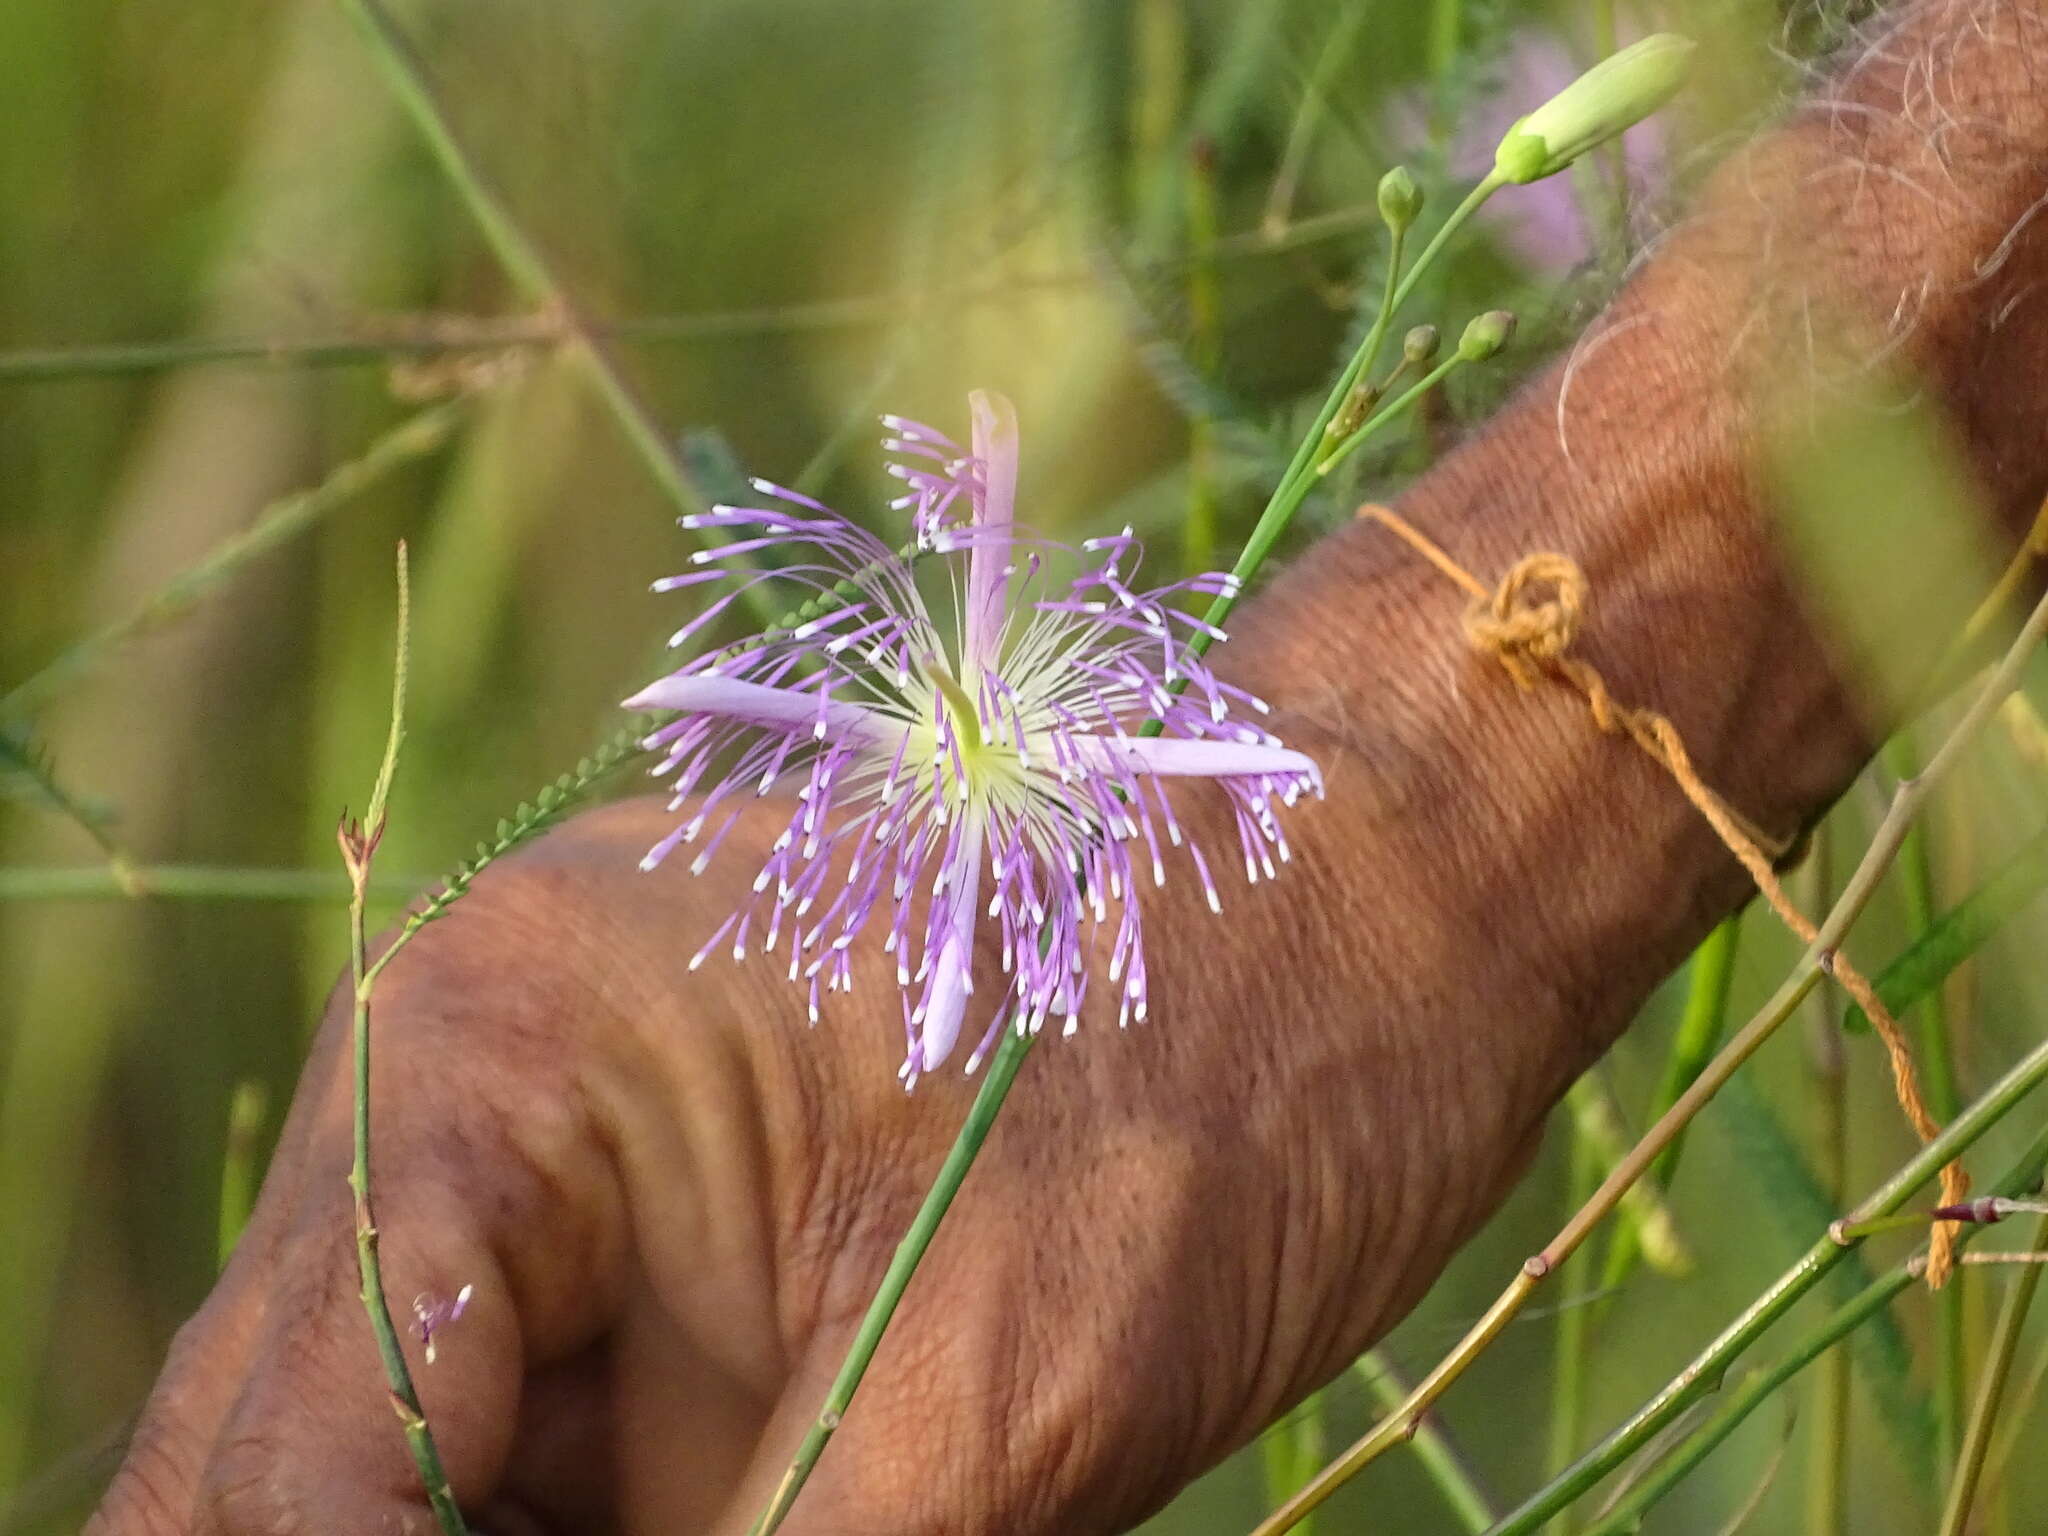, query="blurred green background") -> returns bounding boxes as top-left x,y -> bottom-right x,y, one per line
6,1 -> 2048,1531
